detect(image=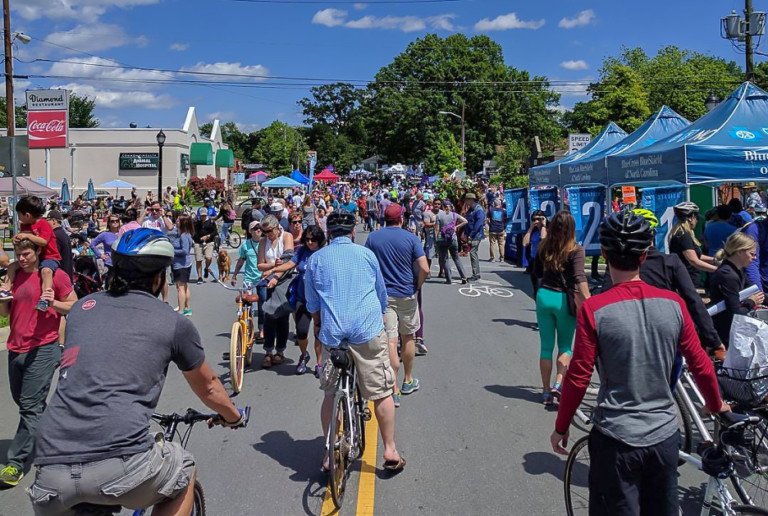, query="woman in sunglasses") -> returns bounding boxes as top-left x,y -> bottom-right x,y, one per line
269,225 -> 327,376
90,215 -> 122,269
289,213 -> 303,249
